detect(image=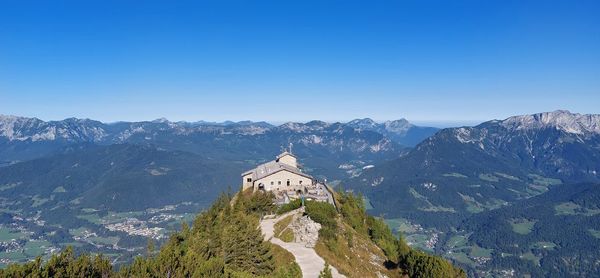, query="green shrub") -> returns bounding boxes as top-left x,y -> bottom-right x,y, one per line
240,191 -> 276,215
338,192 -> 368,235
0,247 -> 112,278
273,263 -> 302,278
194,257 -> 225,277
305,201 -> 337,227
319,226 -> 337,241
277,199 -> 302,215
345,230 -> 354,248
401,250 -> 466,278
305,201 -> 338,241
366,216 -> 398,261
